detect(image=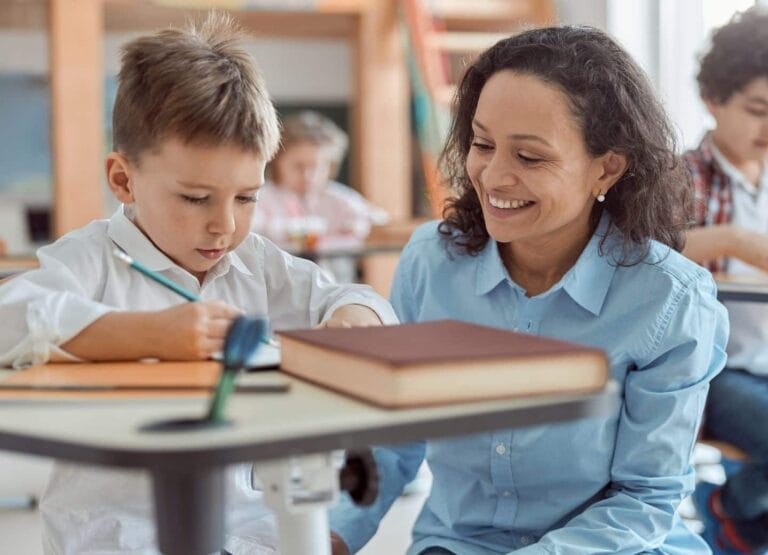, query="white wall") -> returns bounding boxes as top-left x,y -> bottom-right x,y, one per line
0,30 -> 351,103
